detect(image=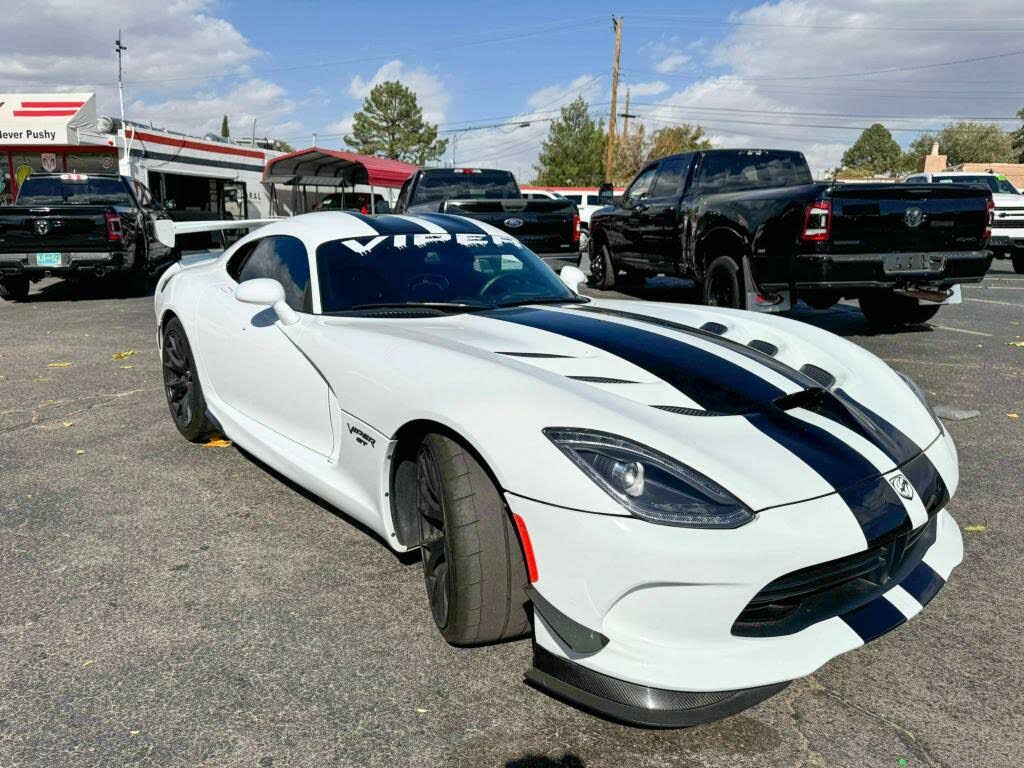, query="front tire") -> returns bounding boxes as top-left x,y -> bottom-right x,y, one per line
1013,252 -> 1024,274
162,317 -> 217,442
416,433 -> 530,646
702,256 -> 743,308
859,292 -> 940,328
0,276 -> 30,302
